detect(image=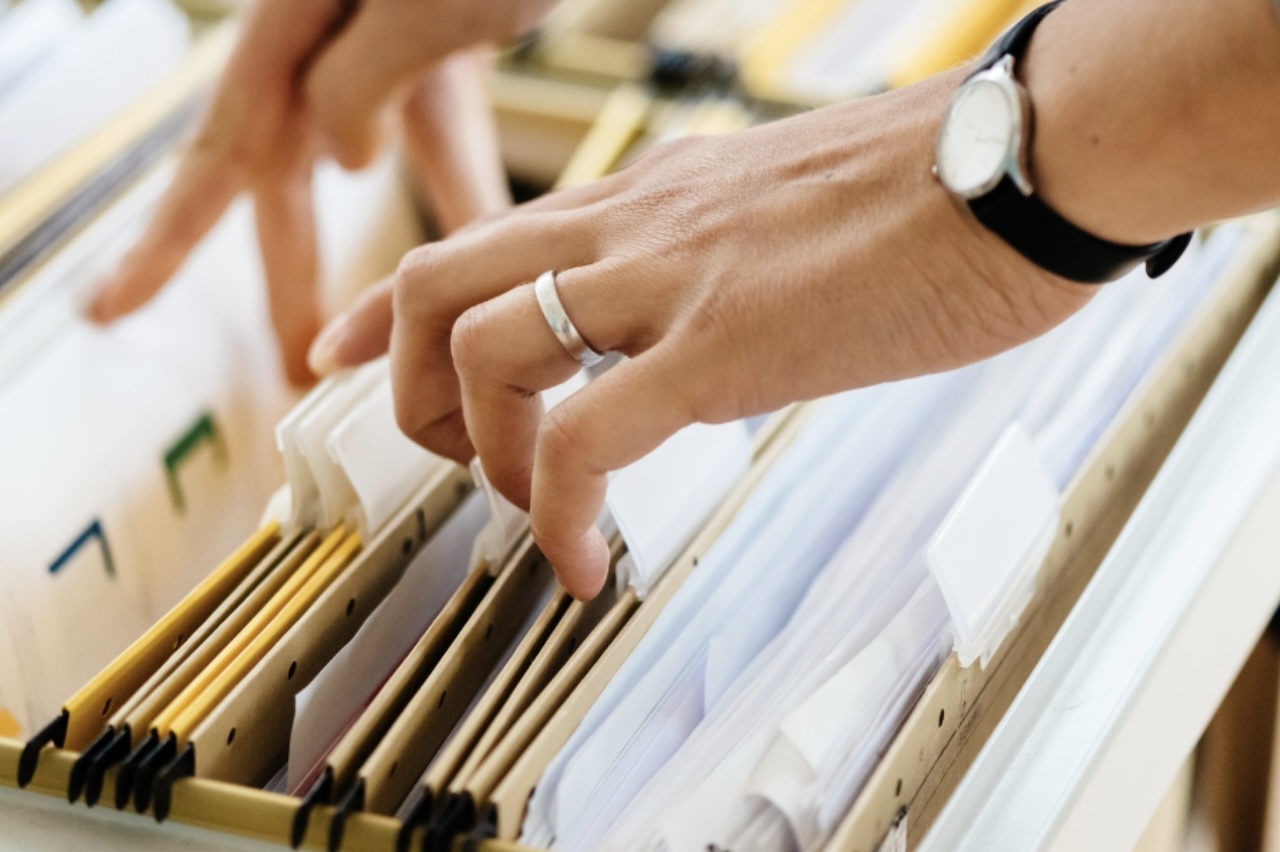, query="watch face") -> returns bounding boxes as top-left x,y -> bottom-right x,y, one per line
936,77 -> 1018,198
